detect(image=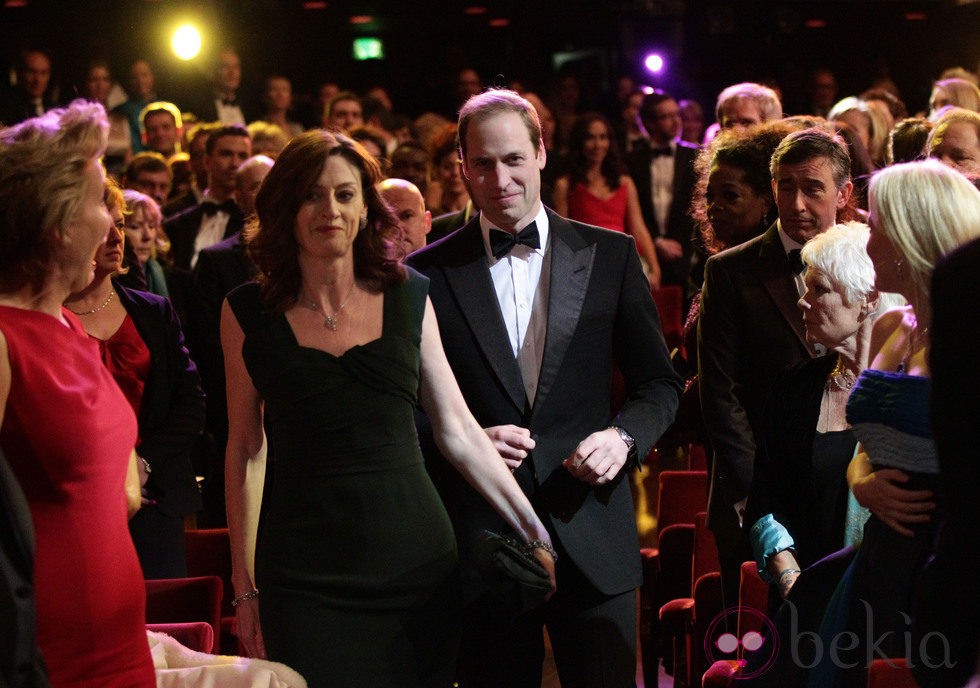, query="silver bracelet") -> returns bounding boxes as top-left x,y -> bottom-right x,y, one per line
231,589 -> 259,607
526,540 -> 558,563
138,456 -> 152,474
778,568 -> 801,582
